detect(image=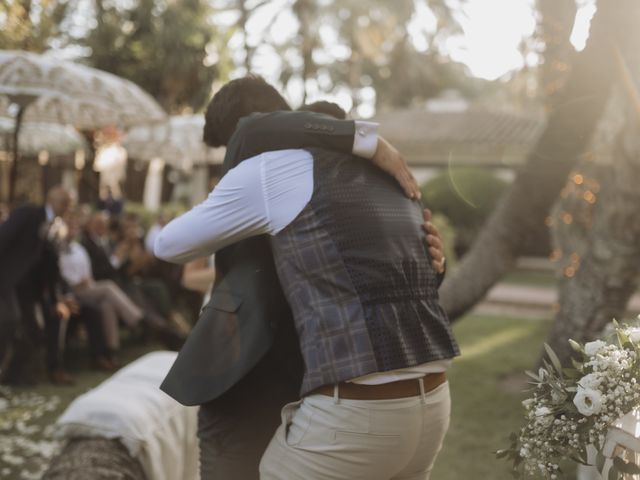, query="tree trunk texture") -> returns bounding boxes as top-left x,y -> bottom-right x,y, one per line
537,0 -> 577,109
544,85 -> 640,365
439,0 -> 640,321
43,438 -> 147,480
